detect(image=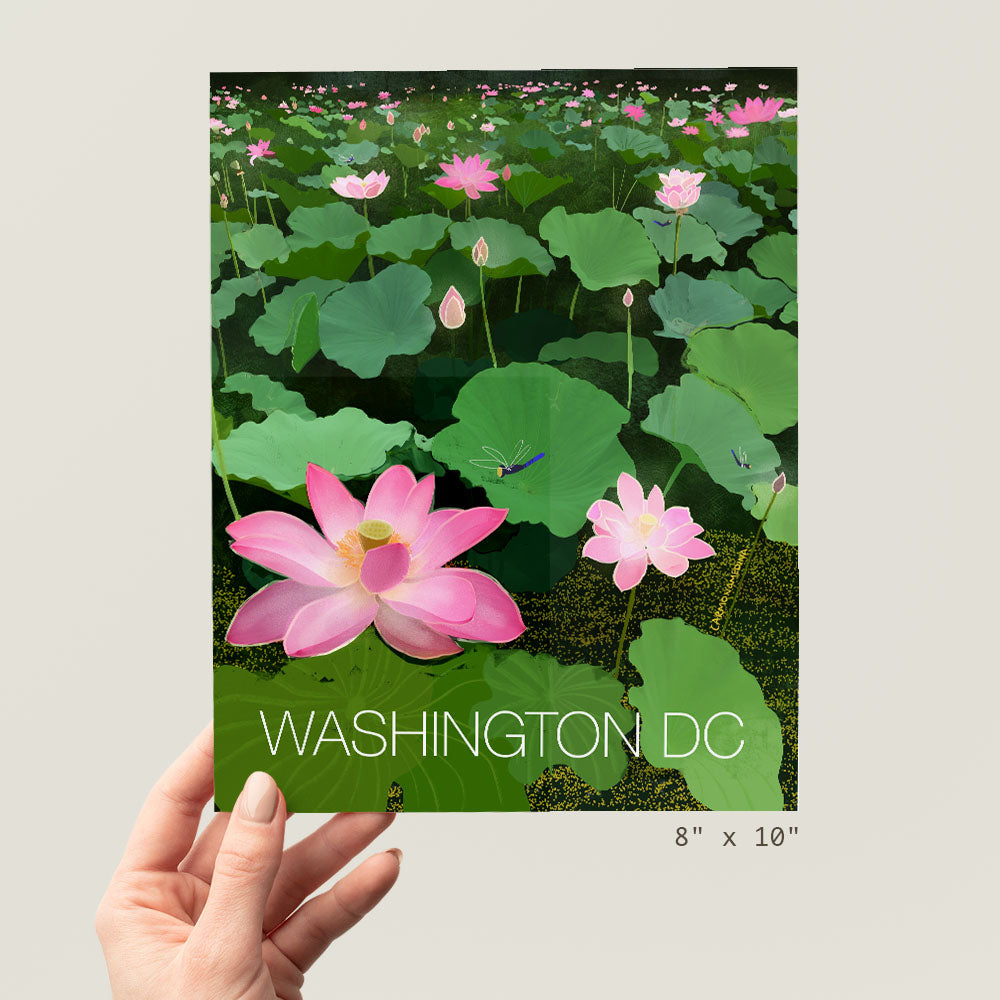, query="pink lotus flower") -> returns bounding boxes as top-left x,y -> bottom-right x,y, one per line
308,105 -> 323,113
729,96 -> 785,124
480,122 -> 496,132
565,99 -> 580,108
583,473 -> 715,591
209,118 -> 224,130
343,114 -> 354,122
668,117 -> 688,128
778,107 -> 798,118
655,168 -> 706,213
580,119 -> 592,128
246,138 -> 276,165
726,126 -> 750,138
379,91 -> 391,100
222,127 -> 234,136
447,120 -> 455,130
682,125 -> 700,135
227,464 -> 525,659
439,285 -> 466,329
434,153 -> 500,200
725,82 -> 737,91
622,103 -> 645,122
705,108 -> 725,125
758,83 -> 769,90
330,170 -> 390,199
582,88 -> 595,98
